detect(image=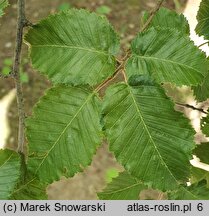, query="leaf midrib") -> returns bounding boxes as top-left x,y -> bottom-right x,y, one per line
0,153 -> 13,169
181,186 -> 198,199
100,182 -> 141,195
34,92 -> 94,174
32,44 -> 109,56
127,85 -> 178,186
198,17 -> 209,22
11,177 -> 35,195
134,55 -> 202,75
